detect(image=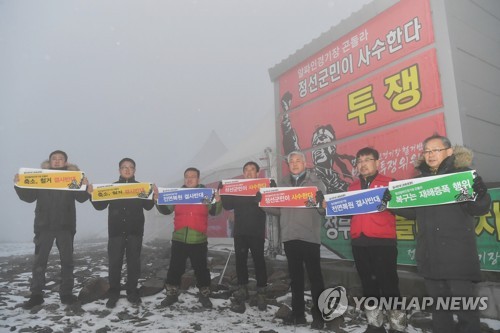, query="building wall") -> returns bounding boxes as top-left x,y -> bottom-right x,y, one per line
270,0 -> 500,184
441,0 -> 500,182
